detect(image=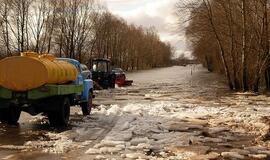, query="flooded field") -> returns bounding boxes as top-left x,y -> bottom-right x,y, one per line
0,65 -> 270,160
